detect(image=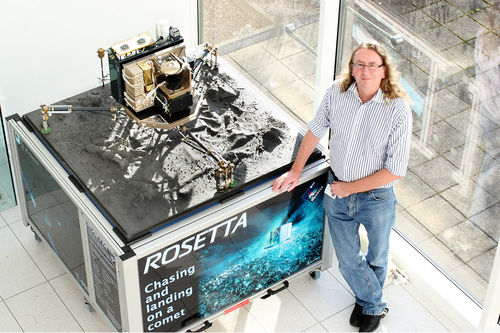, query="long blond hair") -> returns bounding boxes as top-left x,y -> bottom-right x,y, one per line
339,41 -> 409,101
